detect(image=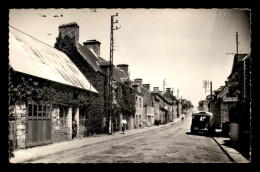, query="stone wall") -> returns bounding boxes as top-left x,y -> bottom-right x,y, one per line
126,115 -> 134,130
221,103 -> 229,124
135,95 -> 143,128
52,106 -> 72,143
9,104 -> 27,149
12,104 -> 26,149
172,106 -> 177,120
52,128 -> 70,143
